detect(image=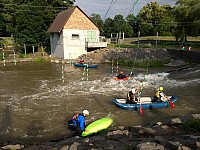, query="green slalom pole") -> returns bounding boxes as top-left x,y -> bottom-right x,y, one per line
82,66 -> 86,81
3,50 -> 5,66
61,61 -> 65,83
86,65 -> 89,81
